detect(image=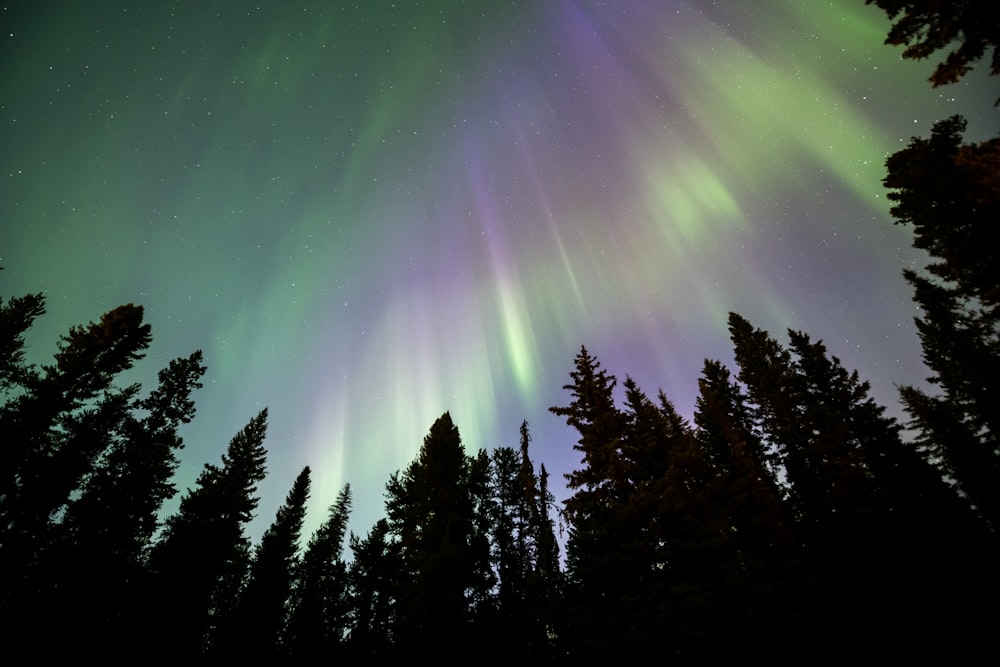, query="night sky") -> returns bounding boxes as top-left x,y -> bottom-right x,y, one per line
2,1 -> 996,540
